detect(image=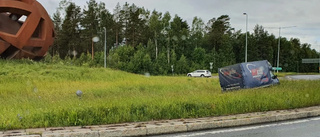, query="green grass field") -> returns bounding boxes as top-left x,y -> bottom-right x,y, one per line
0,59 -> 320,130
